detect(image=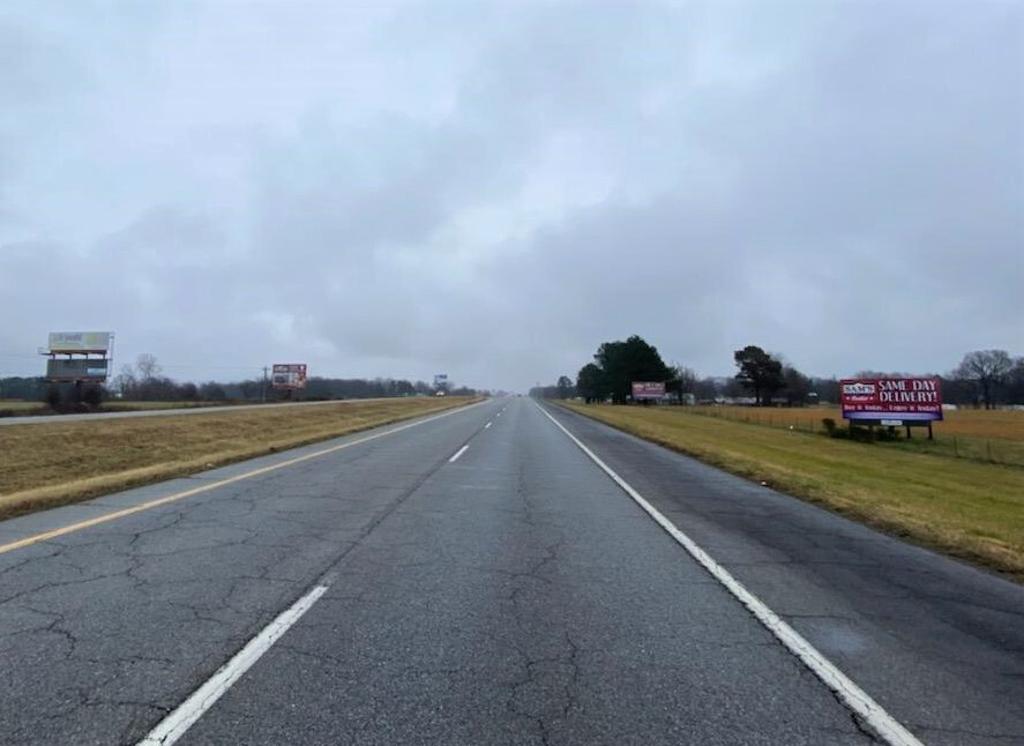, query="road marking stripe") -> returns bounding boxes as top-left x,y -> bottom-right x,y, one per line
0,401 -> 486,557
537,404 -> 922,746
485,422 -> 492,429
449,445 -> 470,463
137,584 -> 328,746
